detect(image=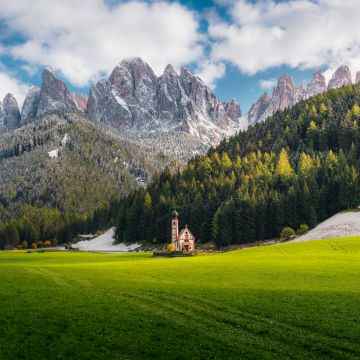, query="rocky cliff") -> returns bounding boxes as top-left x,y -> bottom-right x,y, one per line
0,94 -> 21,132
87,58 -> 242,145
